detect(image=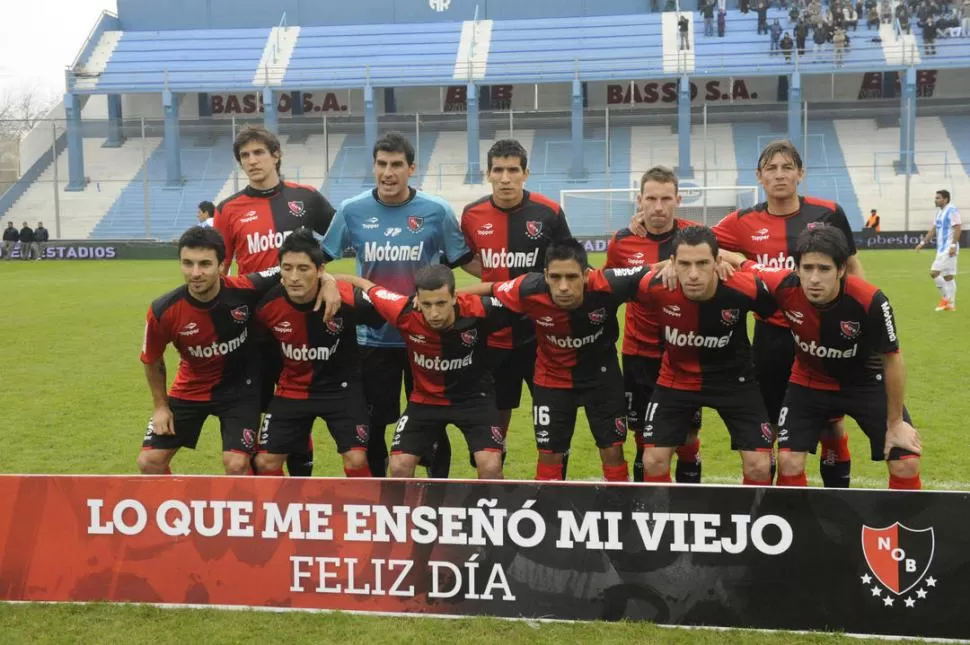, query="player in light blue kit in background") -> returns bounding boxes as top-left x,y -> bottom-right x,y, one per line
915,189 -> 962,312
321,132 -> 482,478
